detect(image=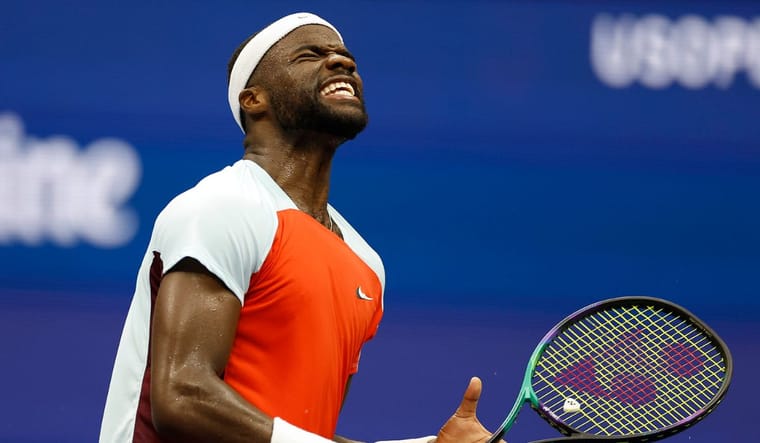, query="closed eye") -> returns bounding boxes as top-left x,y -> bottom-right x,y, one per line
292,51 -> 320,62
291,44 -> 355,62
